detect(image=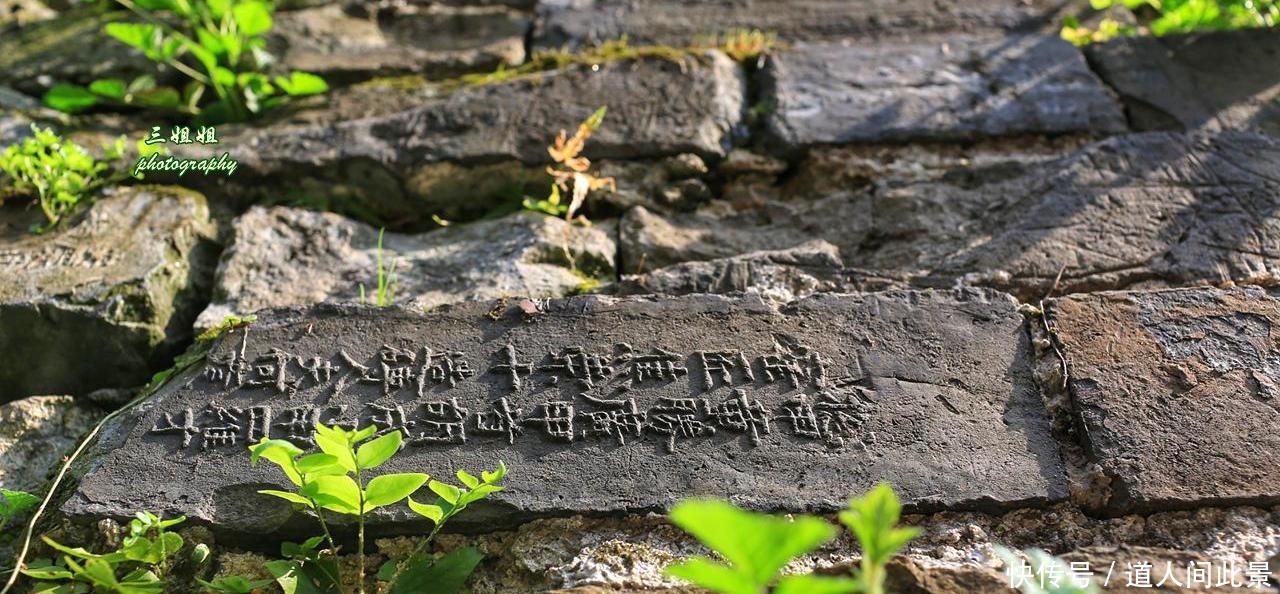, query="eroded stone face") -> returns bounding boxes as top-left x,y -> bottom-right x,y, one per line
533,0 -> 1065,50
621,131 -> 1280,299
271,3 -> 529,83
0,396 -> 103,493
0,186 -> 219,400
67,291 -> 1064,536
761,35 -> 1127,152
1086,28 -> 1280,136
1048,286 -> 1280,514
187,53 -> 744,227
195,206 -> 616,330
